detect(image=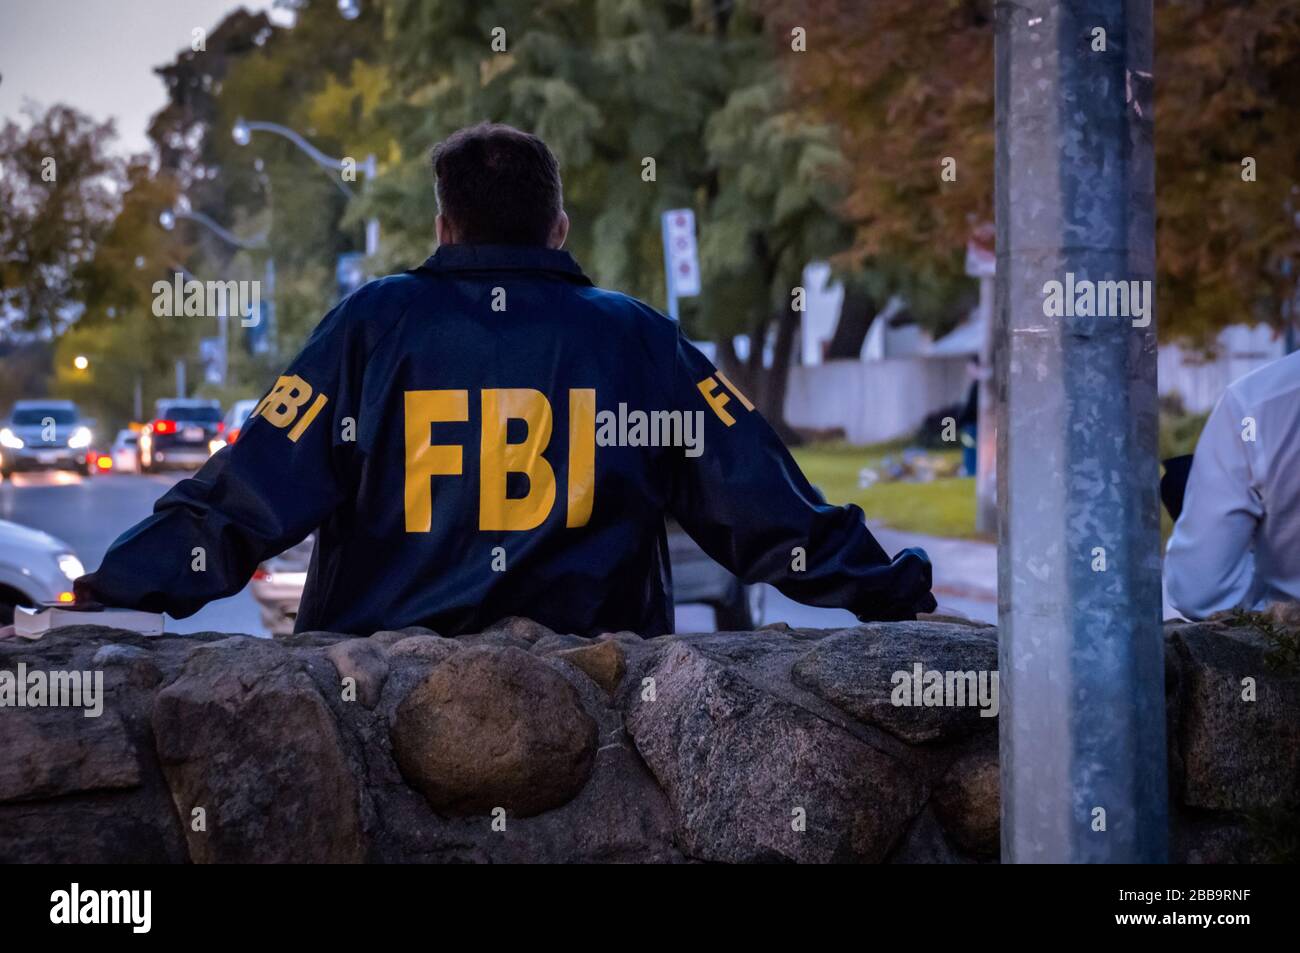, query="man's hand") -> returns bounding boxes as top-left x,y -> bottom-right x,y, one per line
855,545 -> 937,621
